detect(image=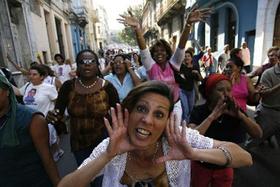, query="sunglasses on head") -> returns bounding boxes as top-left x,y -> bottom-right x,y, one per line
78,59 -> 97,65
